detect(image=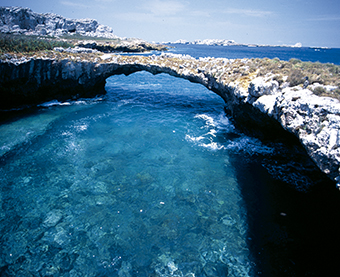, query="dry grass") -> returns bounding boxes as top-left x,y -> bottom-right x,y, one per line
251,58 -> 340,99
